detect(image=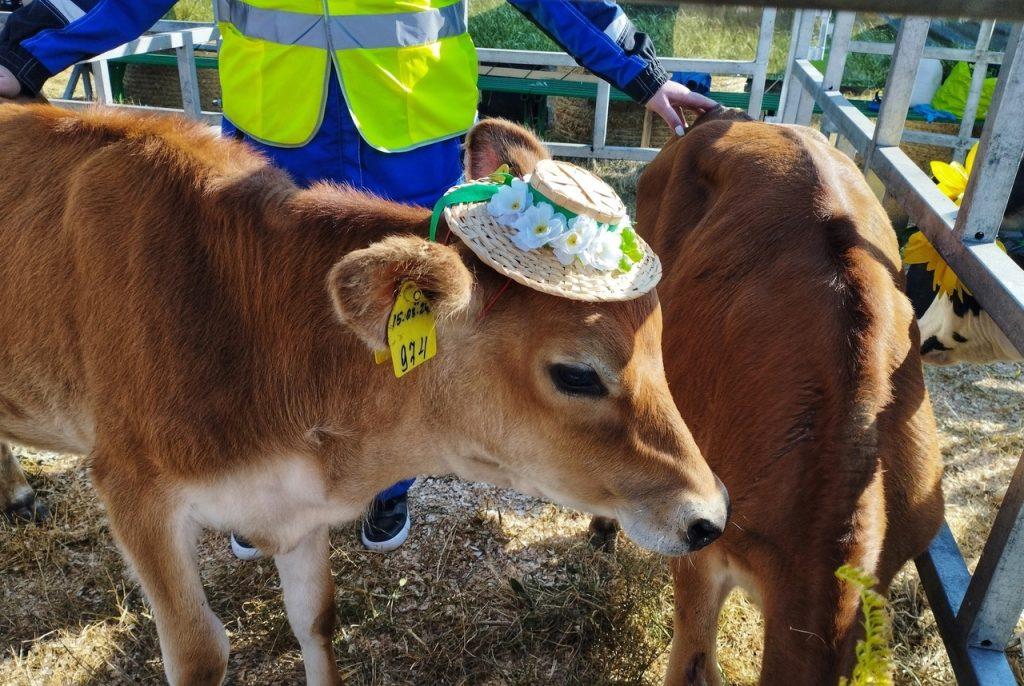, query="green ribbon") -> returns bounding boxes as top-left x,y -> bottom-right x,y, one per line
429,181 -> 505,242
